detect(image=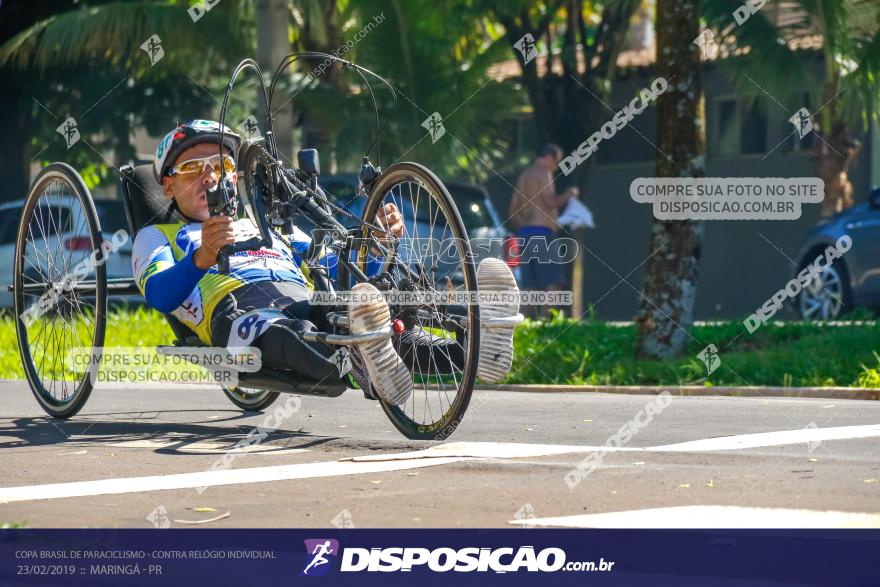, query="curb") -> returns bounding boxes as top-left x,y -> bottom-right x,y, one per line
473,384 -> 880,400
3,379 -> 876,401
